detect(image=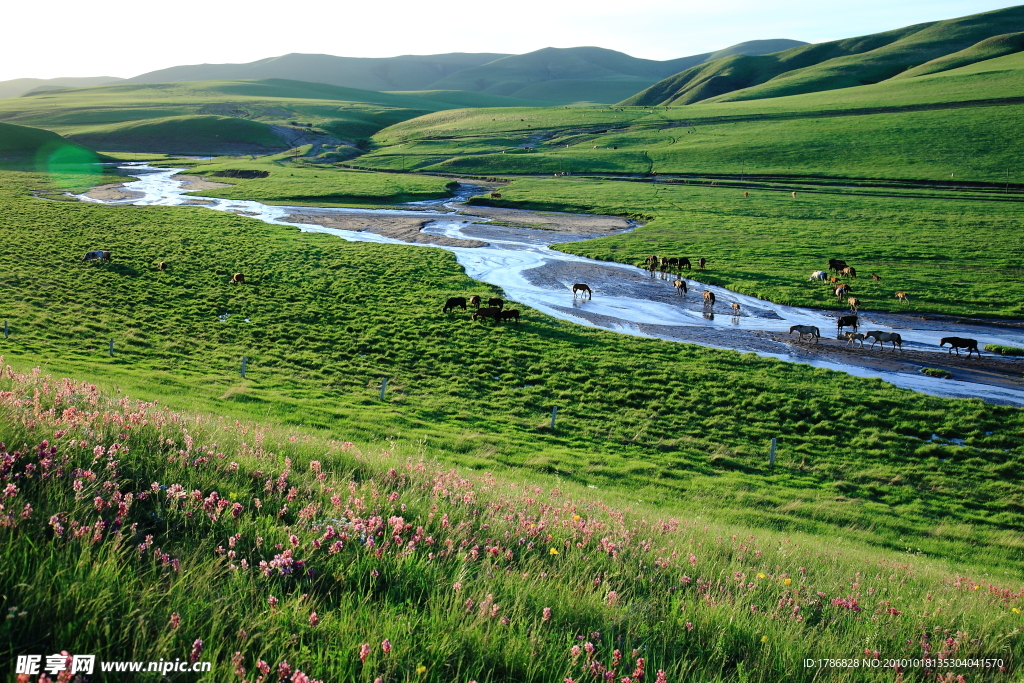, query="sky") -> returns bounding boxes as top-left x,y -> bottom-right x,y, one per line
3,0 -> 1017,82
